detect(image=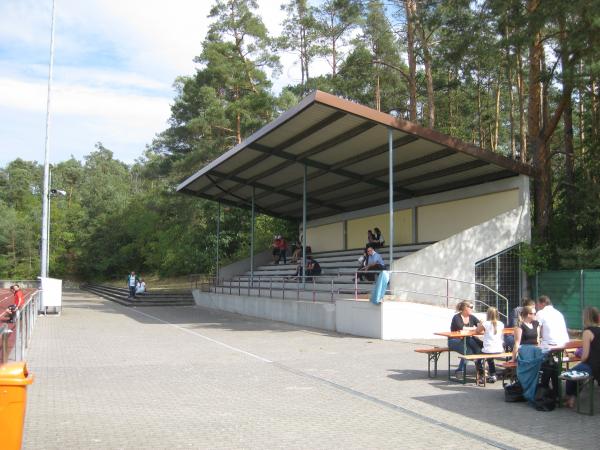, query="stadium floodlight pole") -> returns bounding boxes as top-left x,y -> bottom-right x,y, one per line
46,170 -> 51,275
388,128 -> 394,266
40,0 -> 57,280
47,183 -> 67,276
